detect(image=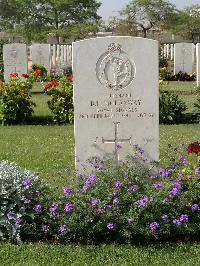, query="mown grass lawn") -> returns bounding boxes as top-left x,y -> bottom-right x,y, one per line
0,81 -> 199,265
1,243 -> 200,266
